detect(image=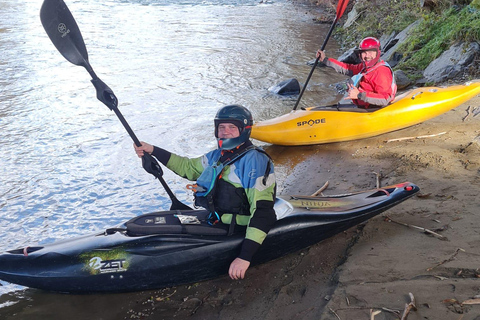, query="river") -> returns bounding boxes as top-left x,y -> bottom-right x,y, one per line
0,0 -> 345,317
